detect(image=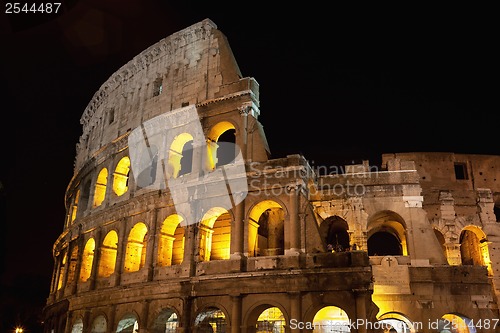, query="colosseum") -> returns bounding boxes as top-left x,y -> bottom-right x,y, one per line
43,19 -> 500,333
